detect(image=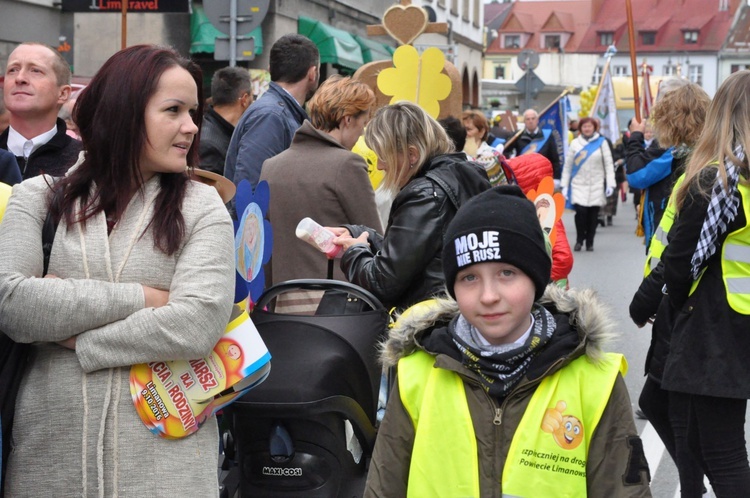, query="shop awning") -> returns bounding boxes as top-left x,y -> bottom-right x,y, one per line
190,5 -> 263,55
297,16 -> 363,71
352,34 -> 394,63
